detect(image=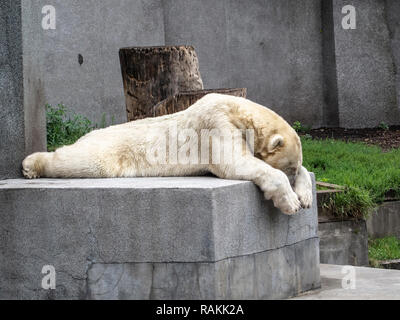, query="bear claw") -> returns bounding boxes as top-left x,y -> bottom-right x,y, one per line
272,190 -> 302,215
295,188 -> 313,209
